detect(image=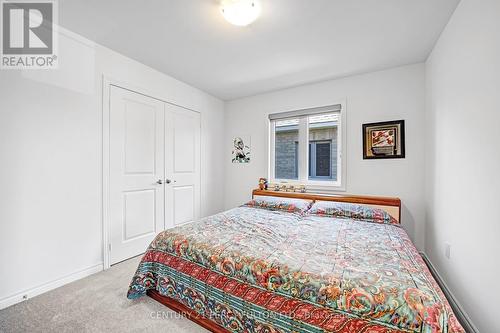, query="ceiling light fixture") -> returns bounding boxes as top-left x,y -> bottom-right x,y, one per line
220,0 -> 261,27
